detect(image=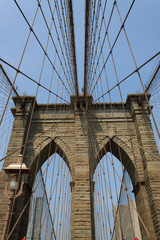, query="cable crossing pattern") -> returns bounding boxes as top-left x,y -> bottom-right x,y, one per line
0,0 -> 160,240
